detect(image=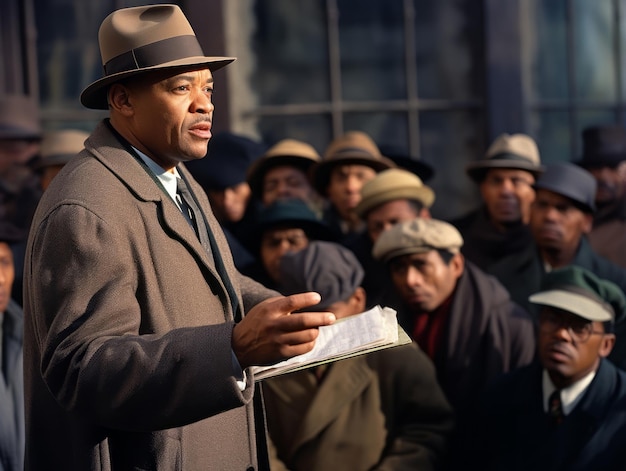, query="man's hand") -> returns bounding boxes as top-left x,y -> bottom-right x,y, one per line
232,292 -> 336,369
